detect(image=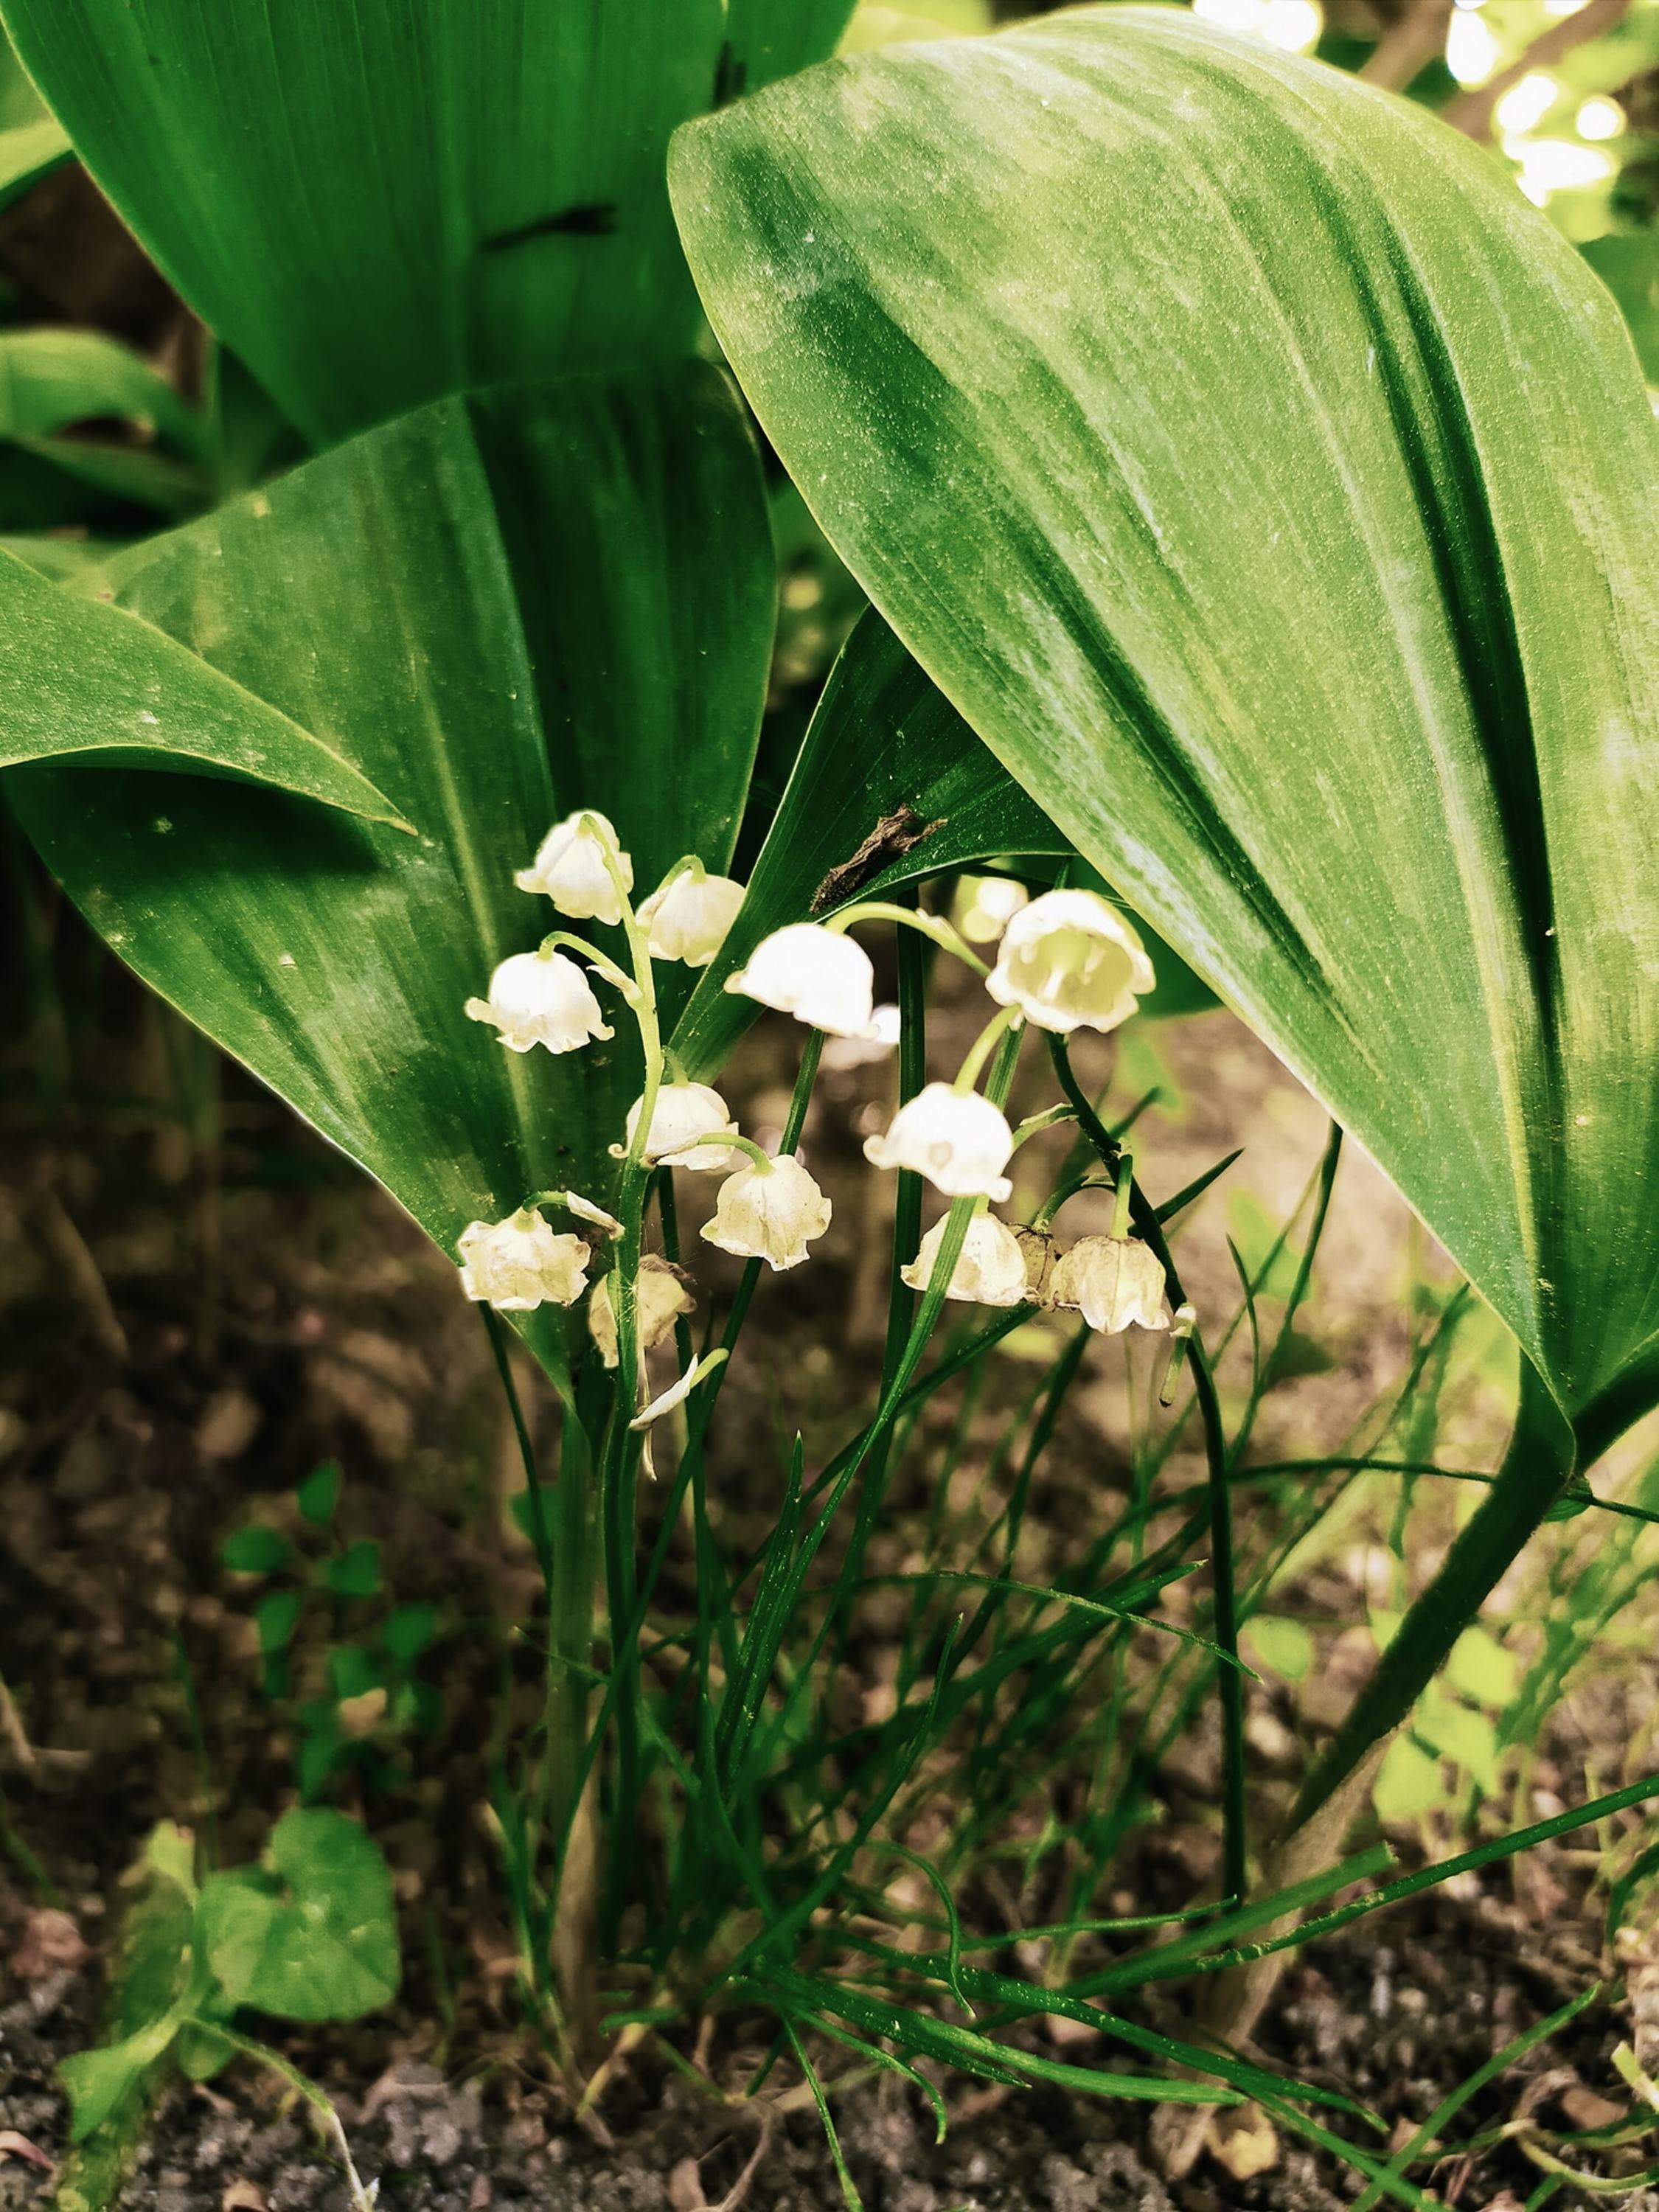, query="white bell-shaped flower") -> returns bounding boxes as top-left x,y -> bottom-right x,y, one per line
611,1082 -> 740,1171
465,949 -> 613,1054
986,888 -> 1155,1035
701,1153 -> 831,1271
514,810 -> 633,925
901,1213 -> 1029,1306
725,923 -> 877,1039
863,1082 -> 1015,1202
638,864 -> 745,967
587,1254 -> 695,1368
1052,1234 -> 1169,1334
456,1208 -> 591,1311
953,873 -> 1031,947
